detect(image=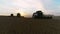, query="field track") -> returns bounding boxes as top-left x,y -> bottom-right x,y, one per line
0,16 -> 60,34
